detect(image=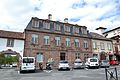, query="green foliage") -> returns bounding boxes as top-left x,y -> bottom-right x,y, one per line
0,53 -> 5,64
0,53 -> 19,65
